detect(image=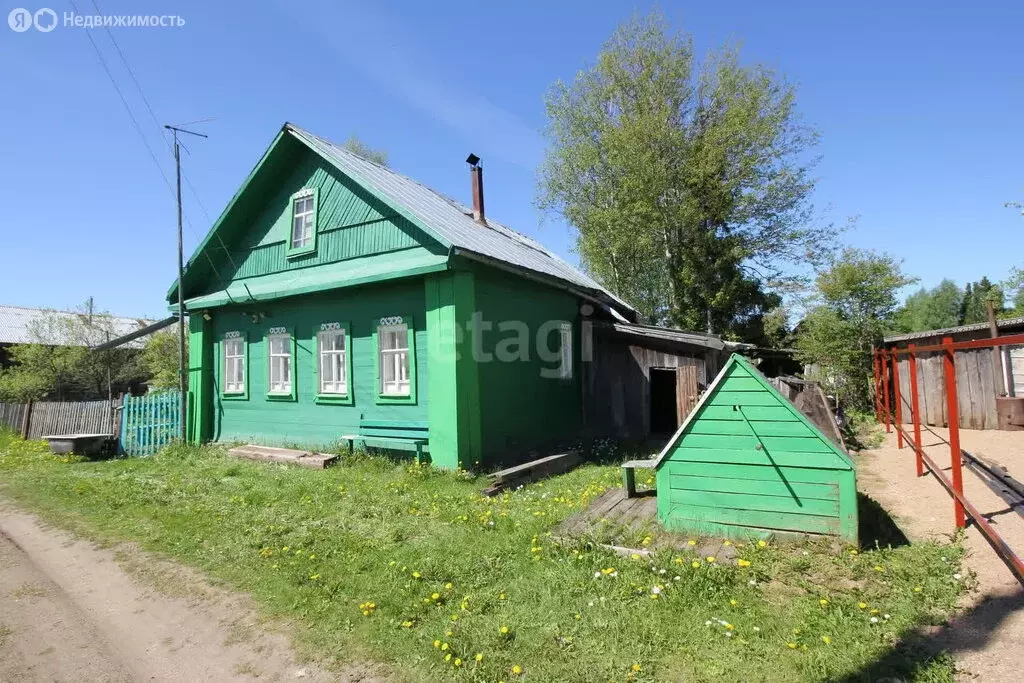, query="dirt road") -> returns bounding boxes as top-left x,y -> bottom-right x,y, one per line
859,429 -> 1024,682
0,505 -> 377,682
